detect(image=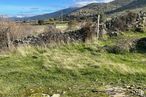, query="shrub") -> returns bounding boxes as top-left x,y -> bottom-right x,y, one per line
103,39 -> 135,54
134,27 -> 145,33
0,17 -> 39,41
38,20 -> 44,25
44,25 -> 61,33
